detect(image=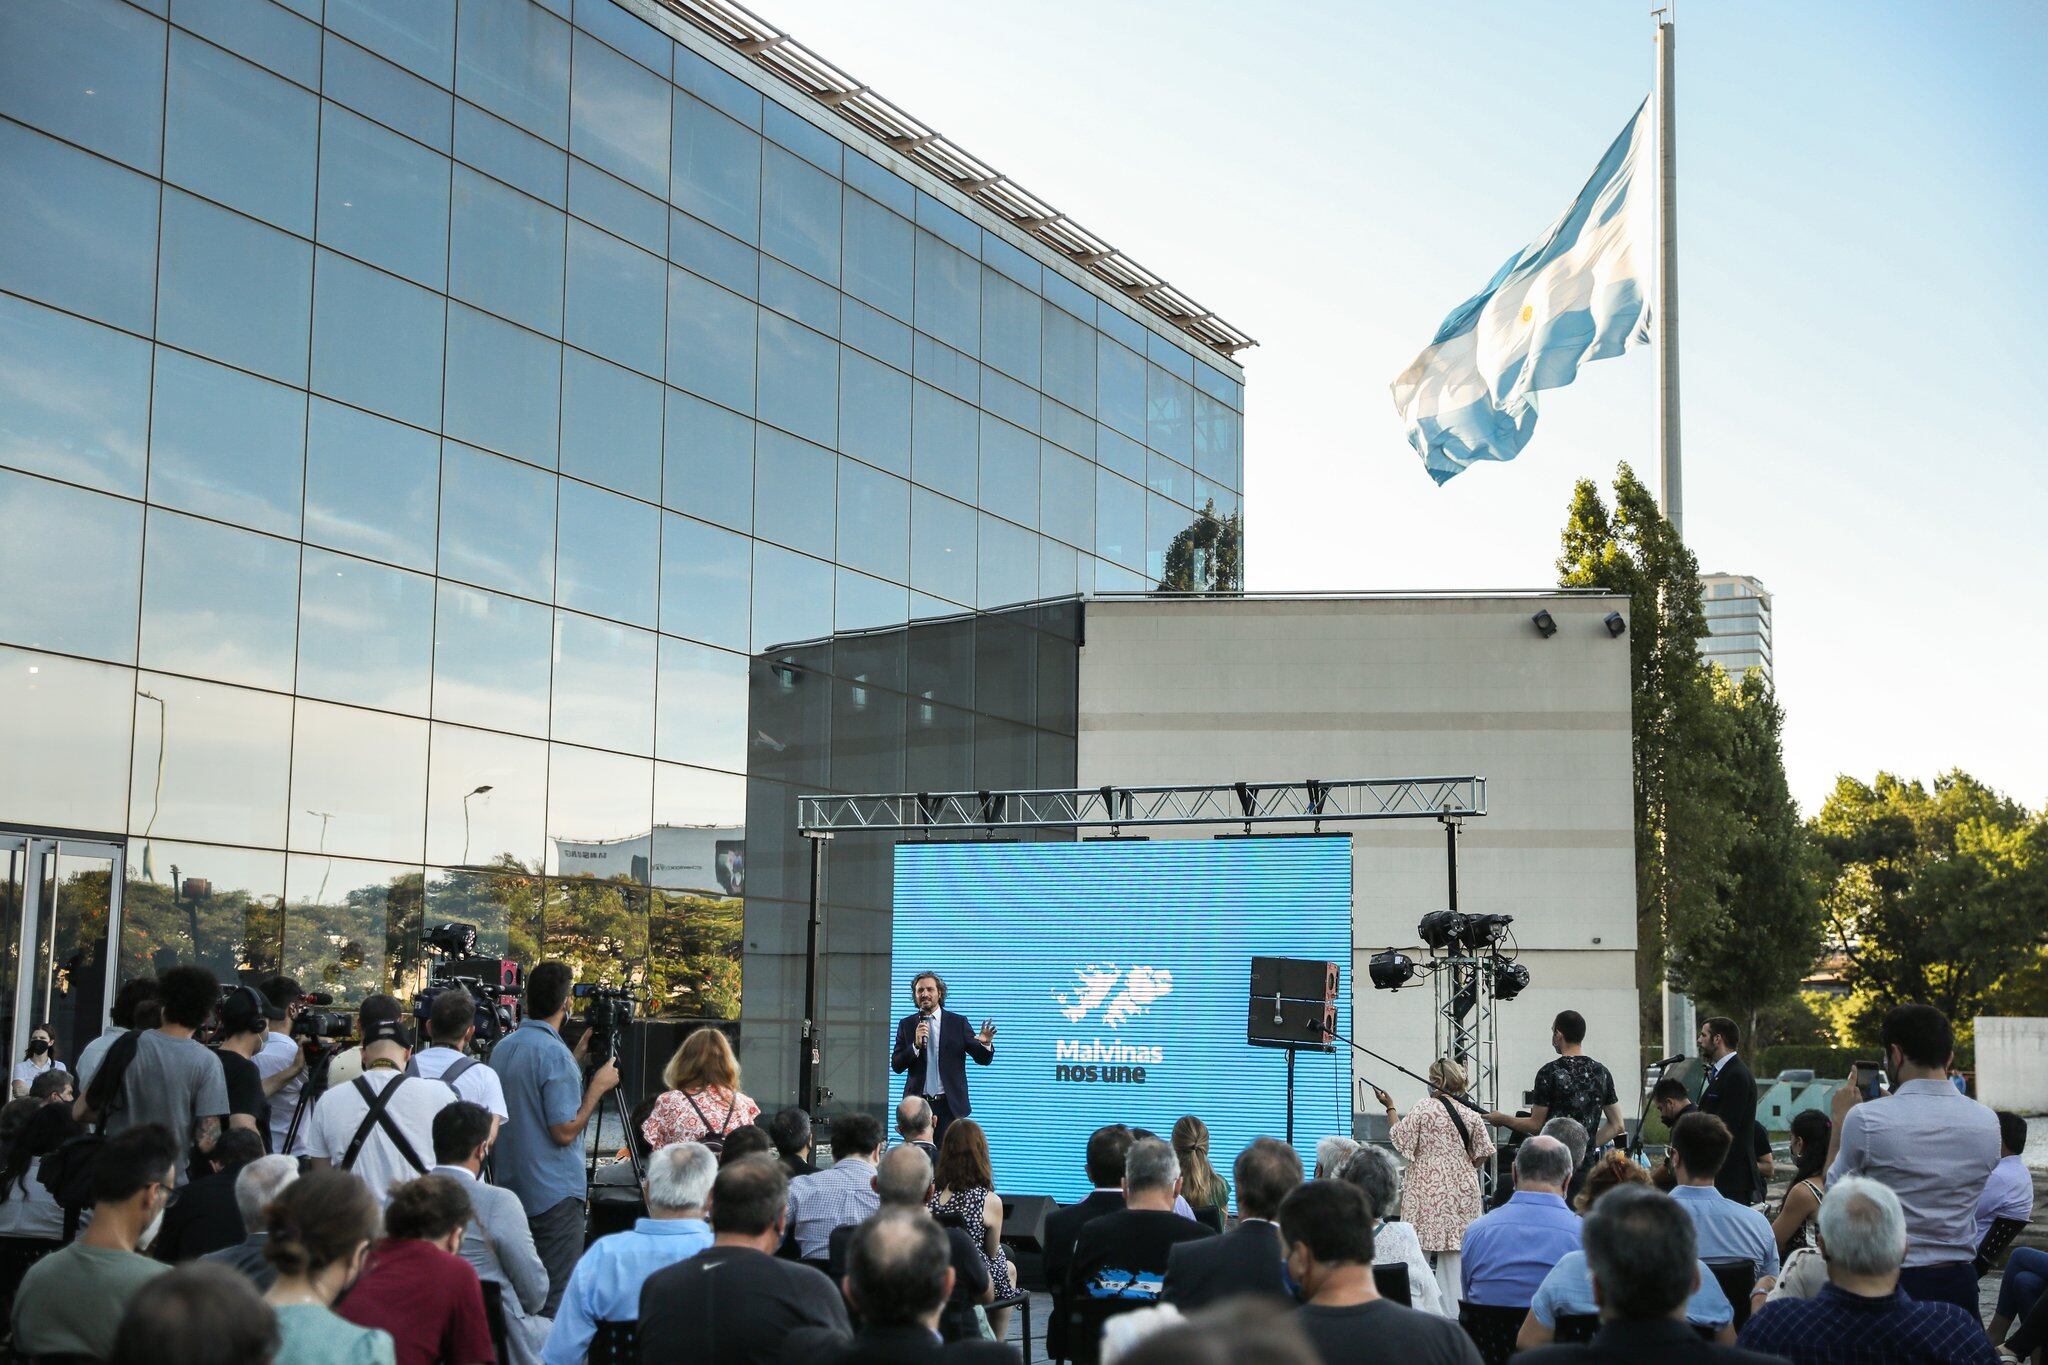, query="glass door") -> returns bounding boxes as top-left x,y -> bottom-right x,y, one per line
0,836 -> 25,1073
2,831 -> 124,1069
